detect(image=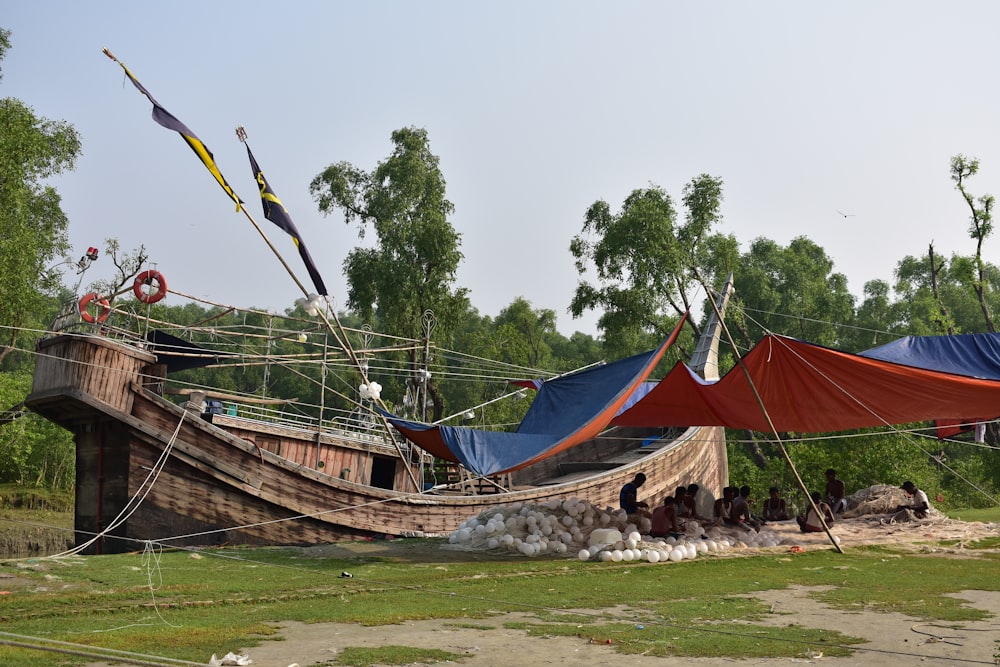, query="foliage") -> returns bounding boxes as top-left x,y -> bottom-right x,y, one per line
727,428 -> 945,515
732,237 -> 855,349
310,127 -> 469,421
0,370 -> 73,490
569,175 -> 736,355
0,28 -> 82,363
951,154 -> 996,332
